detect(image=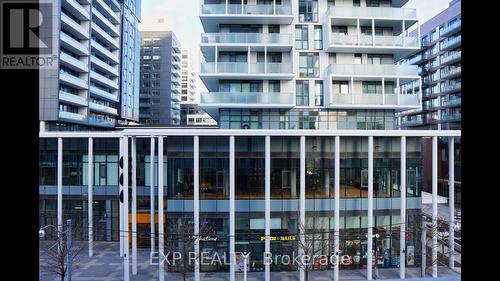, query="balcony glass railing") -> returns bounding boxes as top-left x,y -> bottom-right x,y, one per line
440,35 -> 461,50
60,32 -> 89,55
330,93 -> 419,106
201,33 -> 293,44
89,85 -> 118,102
441,51 -> 461,64
442,97 -> 461,106
330,34 -> 418,48
89,116 -> 115,127
60,52 -> 88,72
441,83 -> 461,93
327,6 -> 416,19
59,71 -> 88,89
59,110 -> 86,121
89,101 -> 118,115
201,62 -> 292,74
91,40 -> 119,63
201,92 -> 294,105
61,13 -> 89,38
325,64 -> 418,77
90,71 -> 119,90
201,4 -> 292,15
441,67 -> 461,79
59,90 -> 87,105
441,20 -> 461,36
